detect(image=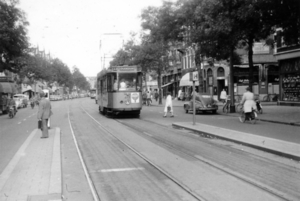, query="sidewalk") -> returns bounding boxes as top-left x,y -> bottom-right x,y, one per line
152,98 -> 300,159
153,98 -> 300,126
0,128 -> 61,201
